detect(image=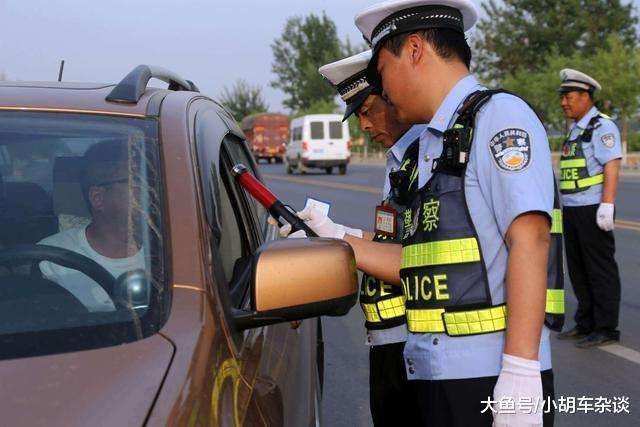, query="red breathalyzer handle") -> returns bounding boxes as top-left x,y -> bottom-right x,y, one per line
232,164 -> 318,237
